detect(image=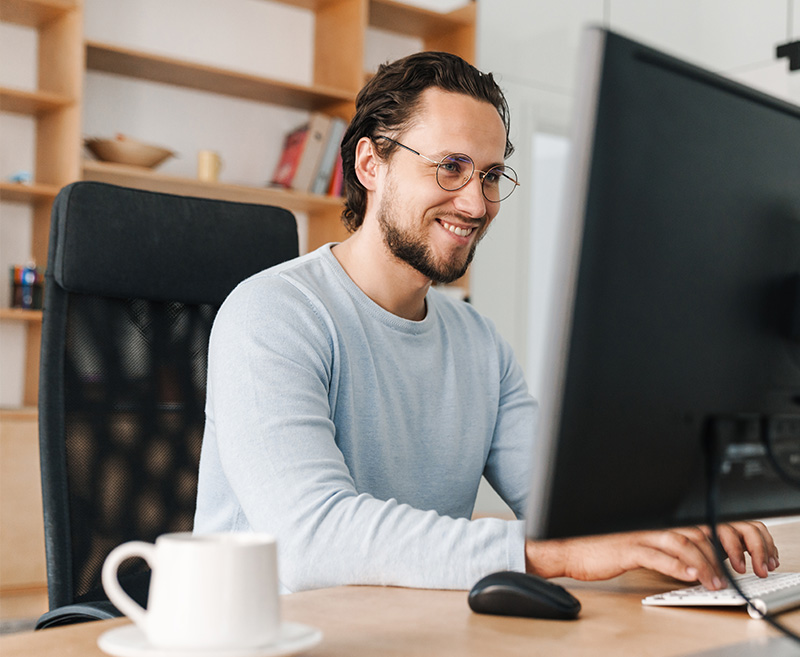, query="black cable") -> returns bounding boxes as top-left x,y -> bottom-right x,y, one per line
704,420 -> 800,644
